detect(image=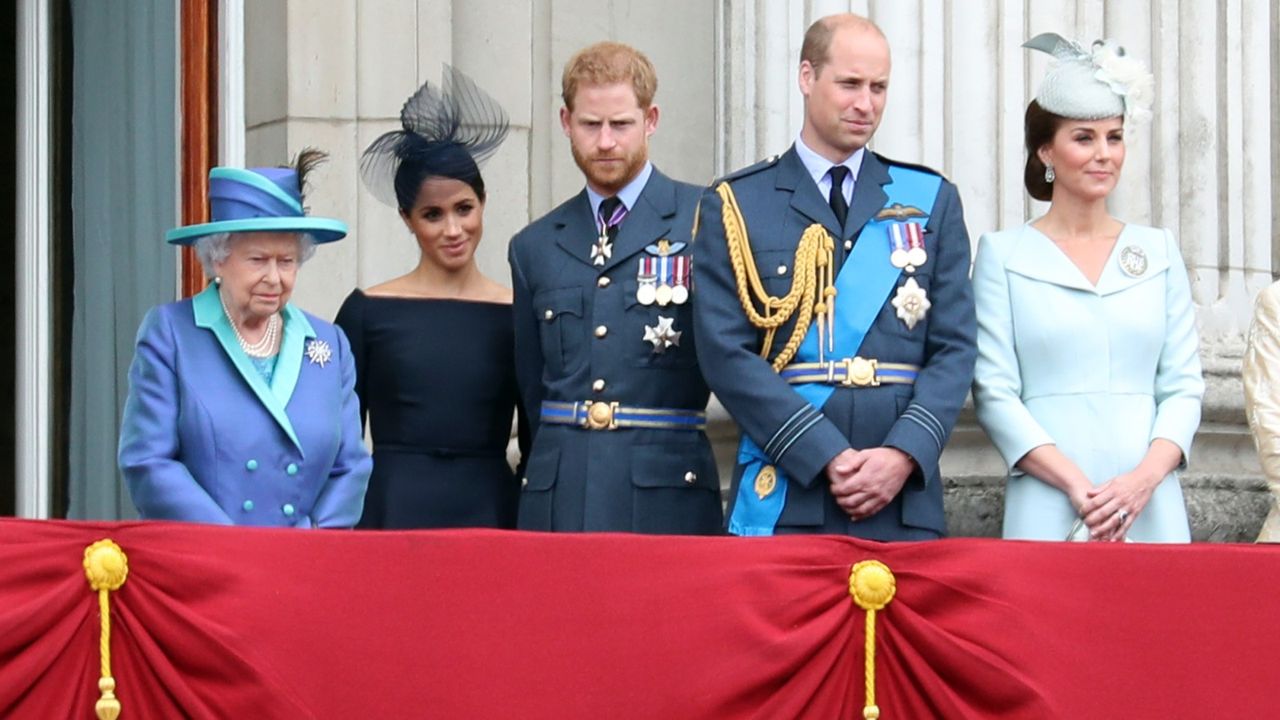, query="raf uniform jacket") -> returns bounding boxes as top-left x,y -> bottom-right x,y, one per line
118,285 -> 372,527
693,147 -> 976,539
509,167 -> 722,533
